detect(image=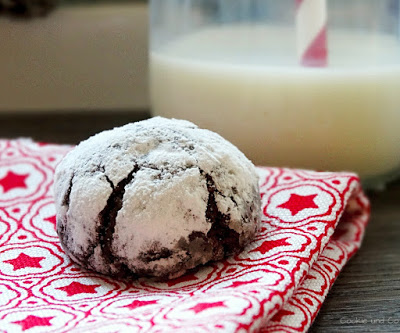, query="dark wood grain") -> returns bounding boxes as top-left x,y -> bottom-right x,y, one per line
0,110 -> 399,332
